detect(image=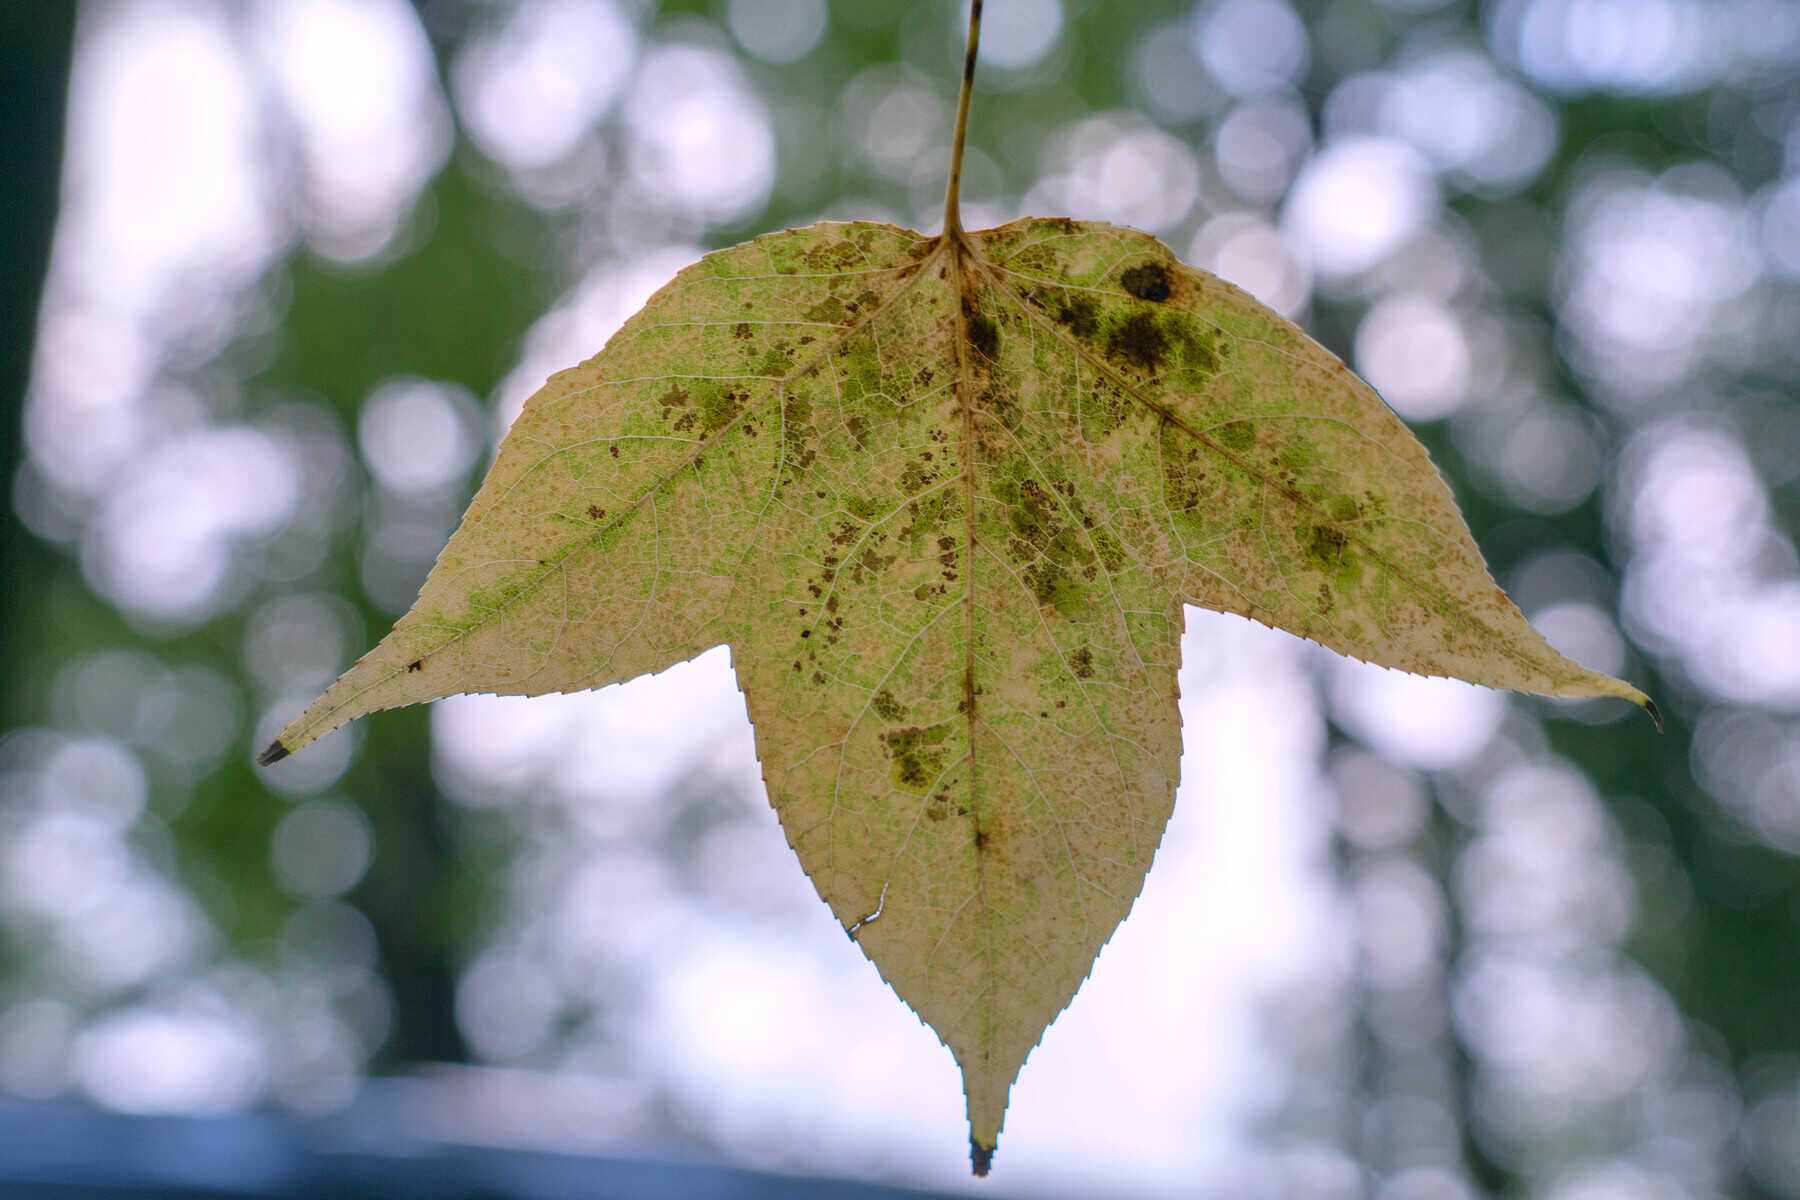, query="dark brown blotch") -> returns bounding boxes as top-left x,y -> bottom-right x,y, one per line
1106,312 -> 1169,371
1120,262 -> 1172,302
964,303 -> 1000,362
1054,295 -> 1099,339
